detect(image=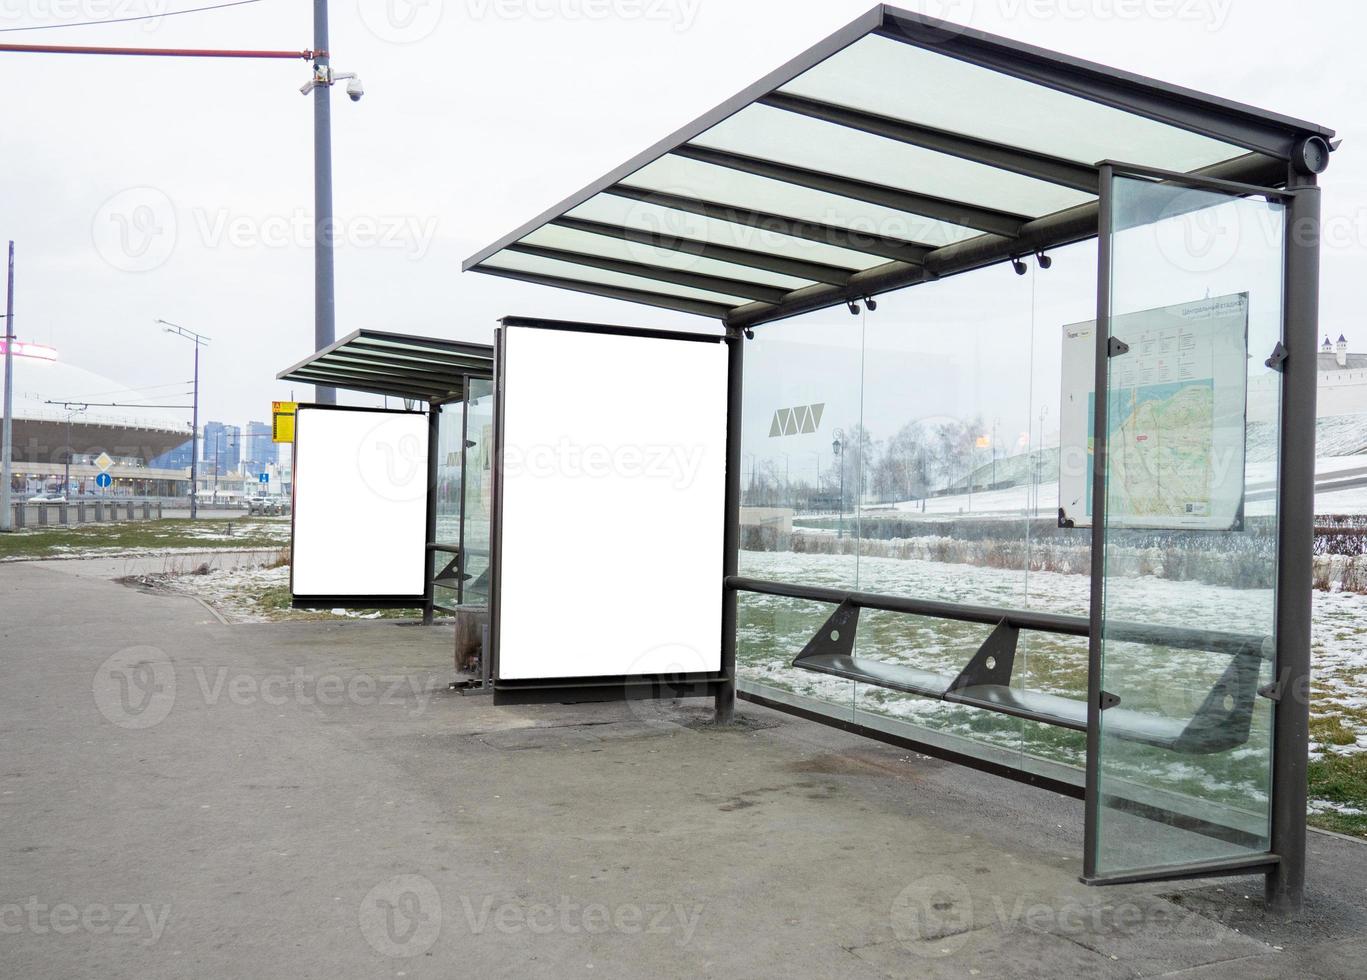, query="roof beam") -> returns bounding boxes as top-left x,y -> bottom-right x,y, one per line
727,150 -> 1289,330
290,363 -> 462,396
315,356 -> 477,390
347,336 -> 494,360
674,143 -> 1028,237
471,265 -> 738,319
330,344 -> 492,374
759,91 -> 1099,194
876,9 -> 1333,161
503,242 -> 792,304
607,184 -> 933,264
283,372 -> 438,402
550,215 -> 857,286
